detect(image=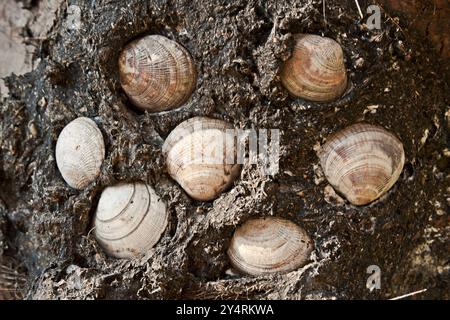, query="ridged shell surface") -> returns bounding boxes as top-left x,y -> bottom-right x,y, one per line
94,182 -> 168,259
162,117 -> 241,201
280,34 -> 347,102
227,217 -> 313,276
119,35 -> 197,112
0,264 -> 26,300
318,123 -> 405,206
55,117 -> 105,189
